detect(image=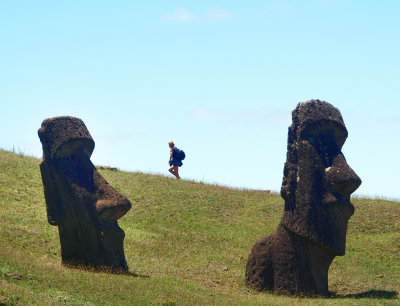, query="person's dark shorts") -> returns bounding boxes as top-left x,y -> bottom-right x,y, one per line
170,158 -> 183,167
